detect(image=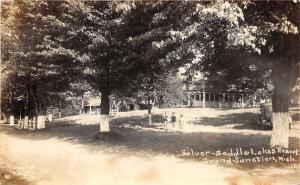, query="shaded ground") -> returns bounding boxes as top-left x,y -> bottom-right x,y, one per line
0,108 -> 299,185
195,112 -> 259,129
